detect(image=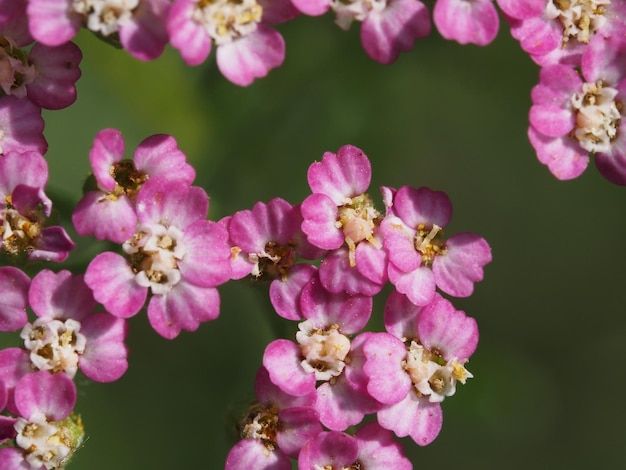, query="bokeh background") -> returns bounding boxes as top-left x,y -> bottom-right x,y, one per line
8,10 -> 626,469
